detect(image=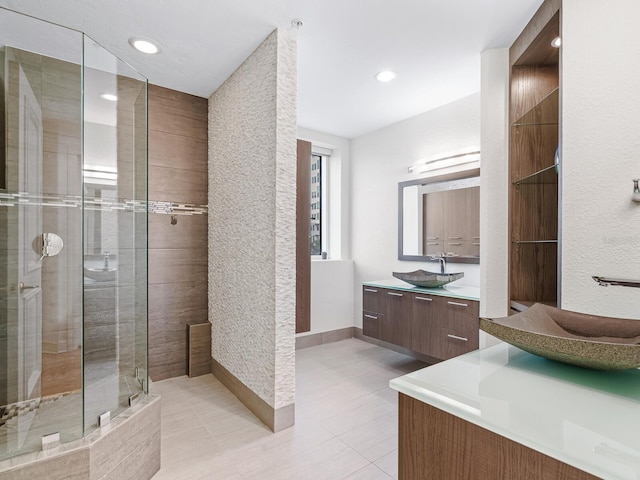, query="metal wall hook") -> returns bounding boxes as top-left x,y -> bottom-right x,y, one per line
170,215 -> 177,225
